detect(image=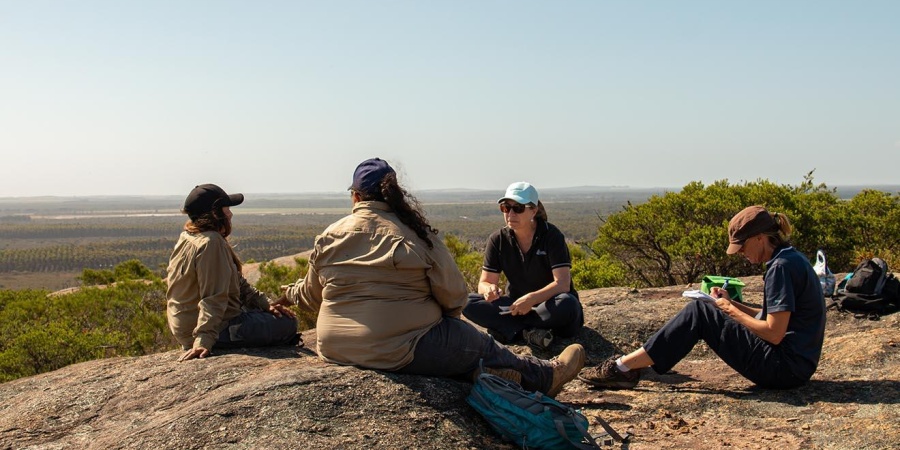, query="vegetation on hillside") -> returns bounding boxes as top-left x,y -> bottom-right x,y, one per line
1,176 -> 899,383
0,267 -> 173,382
586,173 -> 900,288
